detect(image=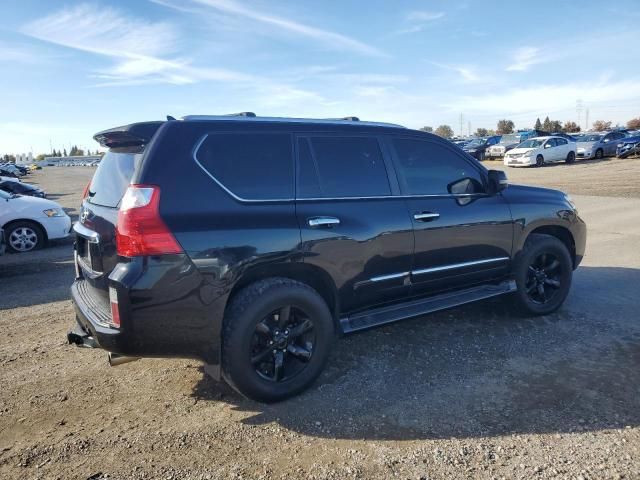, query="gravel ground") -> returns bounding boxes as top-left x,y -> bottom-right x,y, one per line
1,158 -> 639,480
